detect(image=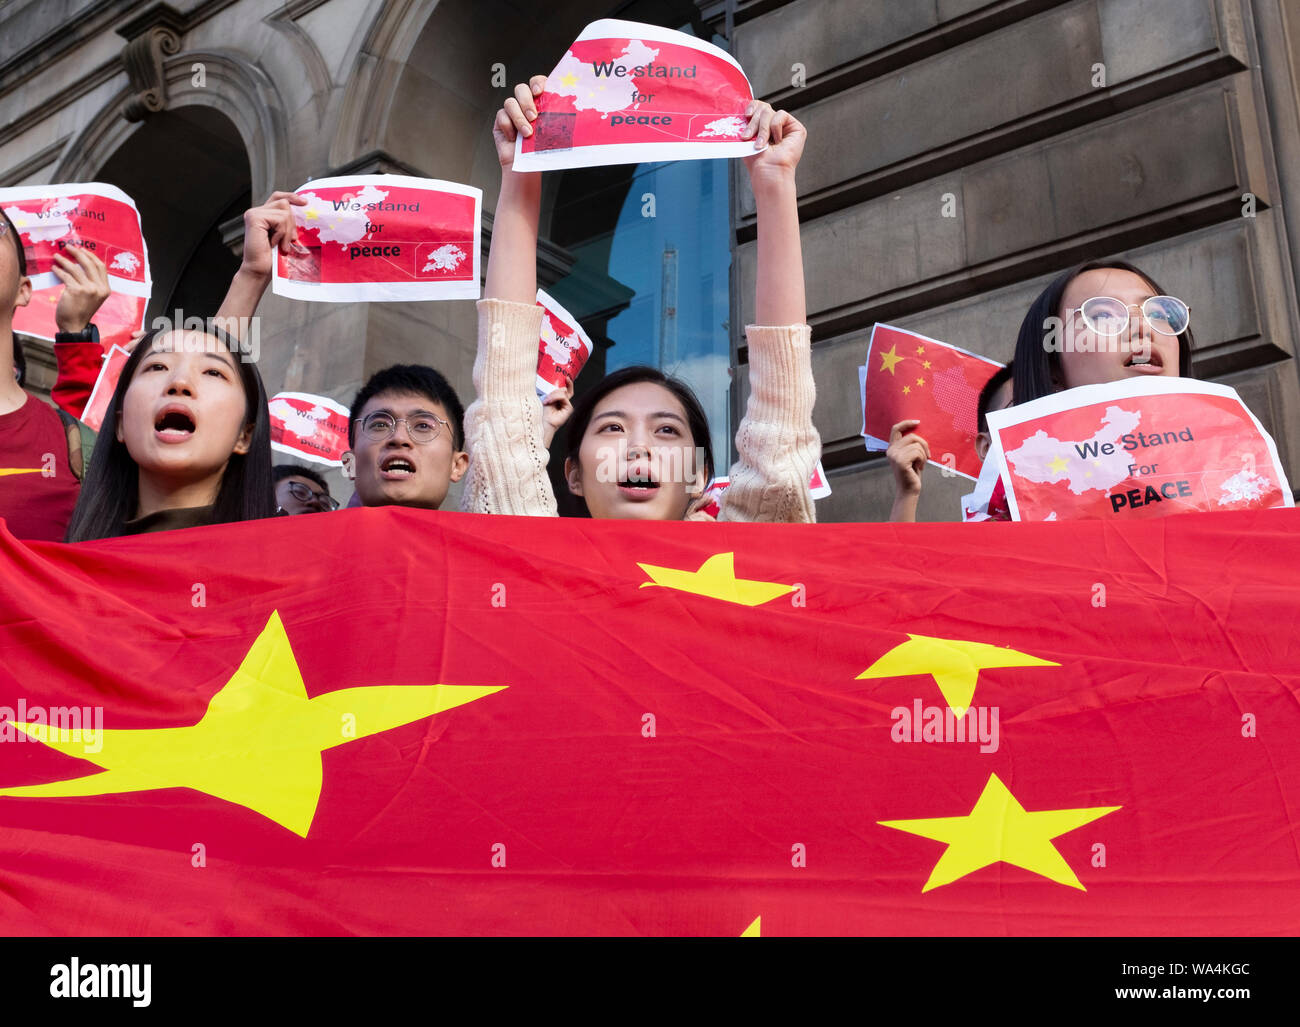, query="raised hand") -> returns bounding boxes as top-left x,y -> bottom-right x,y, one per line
239,191 -> 308,279
52,247 -> 111,333
742,102 -> 807,186
494,76 -> 549,170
